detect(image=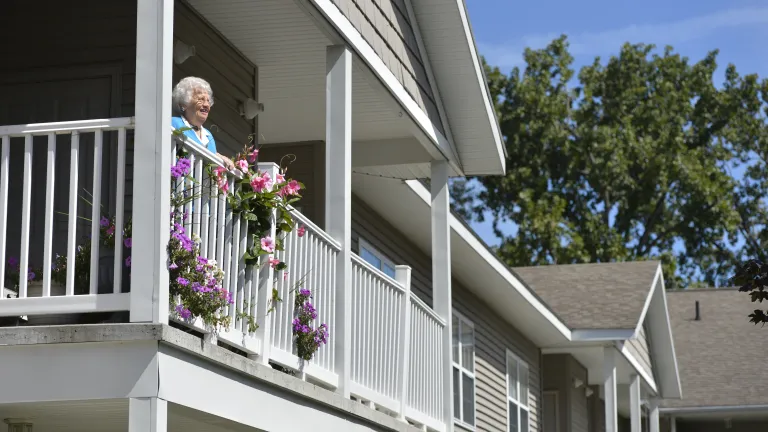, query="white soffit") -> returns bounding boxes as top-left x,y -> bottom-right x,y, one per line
409,0 -> 506,175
